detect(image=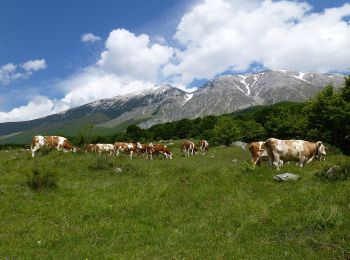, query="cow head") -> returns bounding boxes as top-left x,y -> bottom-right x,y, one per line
316,141 -> 326,156
136,142 -> 143,149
